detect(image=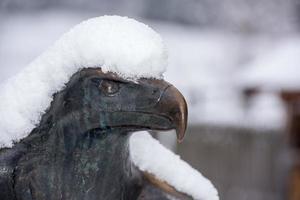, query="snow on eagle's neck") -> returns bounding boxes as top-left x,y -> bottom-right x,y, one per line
129,132 -> 219,200
0,16 -> 167,148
